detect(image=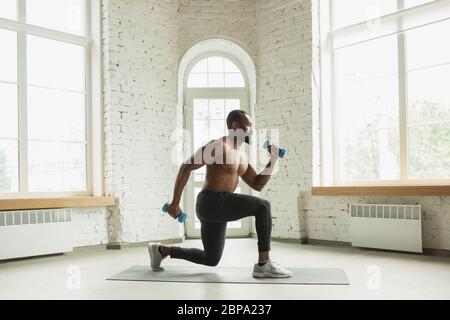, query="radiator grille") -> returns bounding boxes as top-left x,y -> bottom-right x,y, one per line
0,209 -> 72,227
350,204 -> 420,220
